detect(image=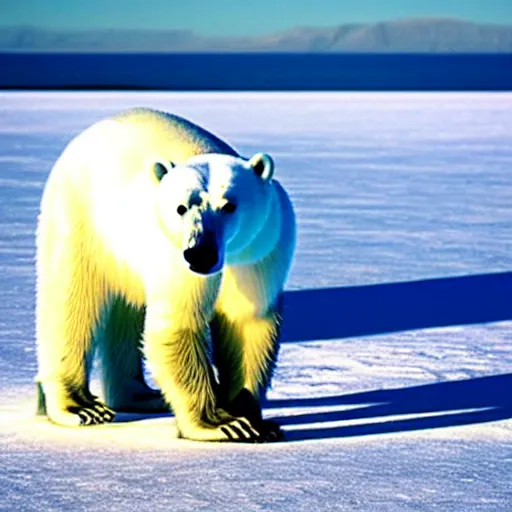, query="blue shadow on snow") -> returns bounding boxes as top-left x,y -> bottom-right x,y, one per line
267,373 -> 512,441
281,271 -> 512,342
116,375 -> 512,440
